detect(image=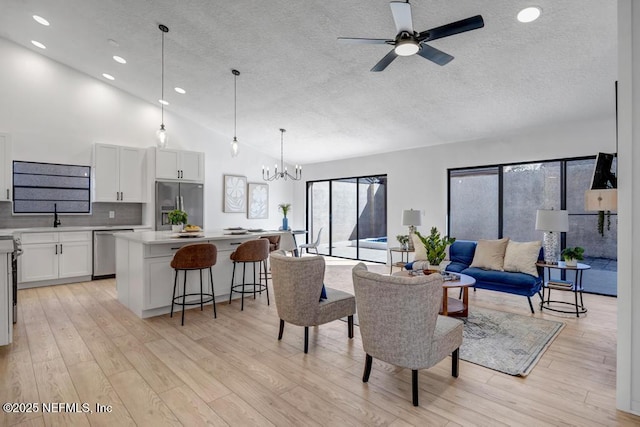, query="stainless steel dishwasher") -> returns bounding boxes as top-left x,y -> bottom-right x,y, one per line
93,229 -> 134,279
